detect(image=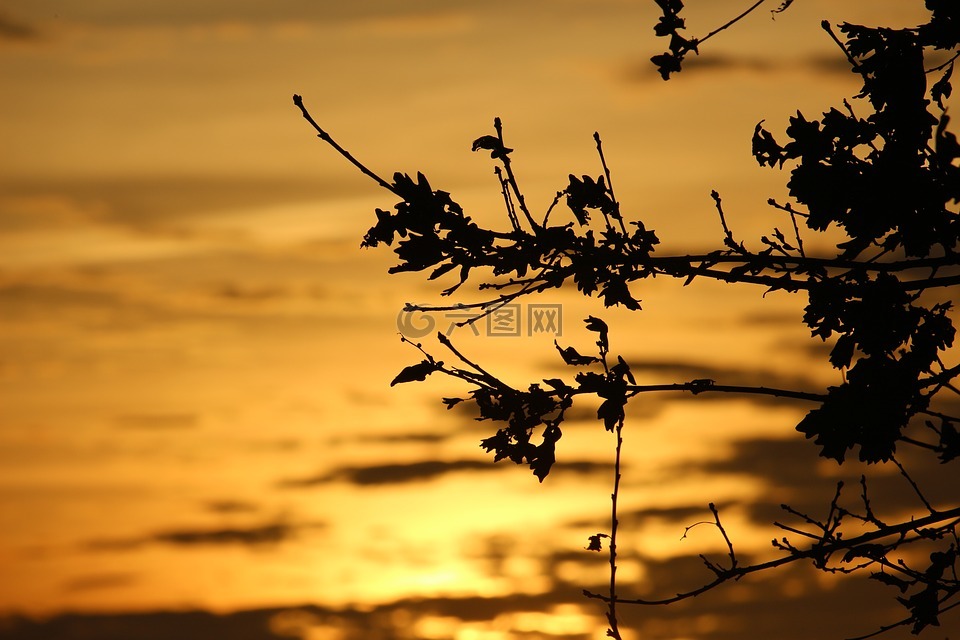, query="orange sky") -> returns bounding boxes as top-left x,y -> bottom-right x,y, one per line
1,2 -> 957,639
